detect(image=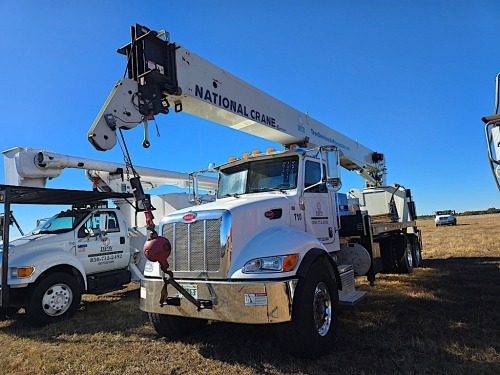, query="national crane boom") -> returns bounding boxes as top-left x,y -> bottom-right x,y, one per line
88,24 -> 386,187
